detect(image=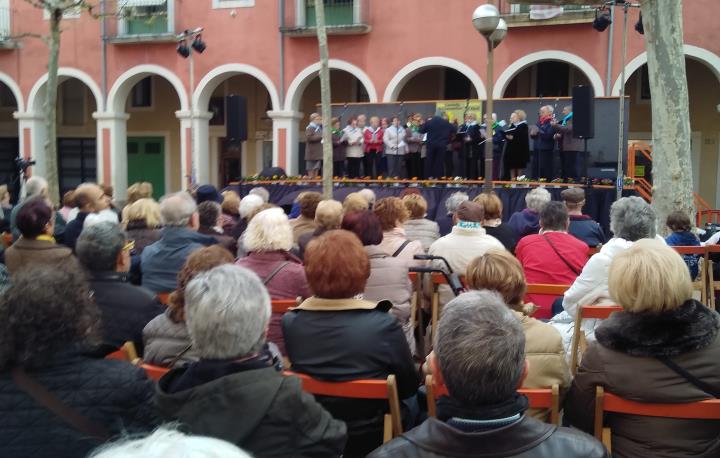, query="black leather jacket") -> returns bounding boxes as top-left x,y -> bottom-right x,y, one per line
368,415 -> 609,458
